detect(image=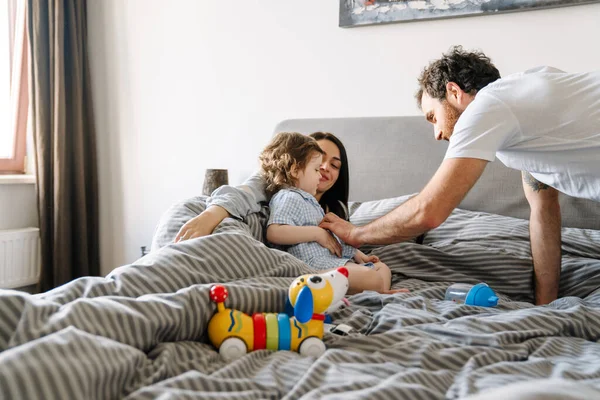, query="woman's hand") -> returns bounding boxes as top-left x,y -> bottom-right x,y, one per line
175,205 -> 230,242
319,213 -> 362,248
314,227 -> 342,257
